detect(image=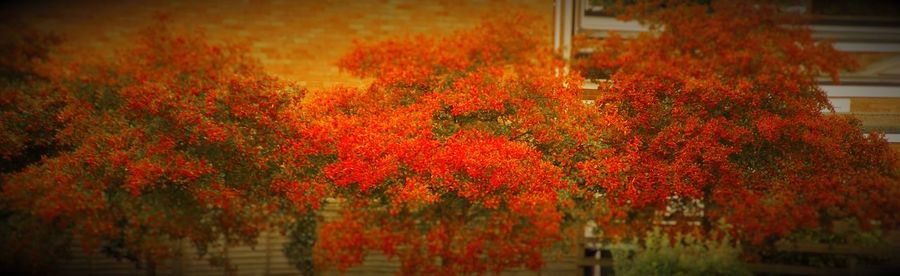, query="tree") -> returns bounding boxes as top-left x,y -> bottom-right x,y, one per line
309,14 -> 599,275
0,21 -> 325,274
575,0 -> 899,245
0,19 -> 63,170
0,18 -> 70,275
